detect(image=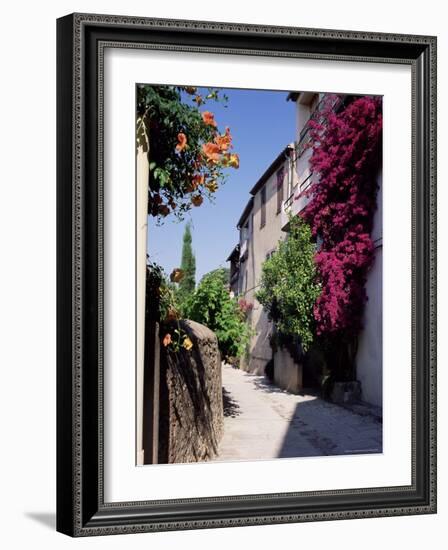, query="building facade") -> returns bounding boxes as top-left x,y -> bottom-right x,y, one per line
228,146 -> 298,375
229,91 -> 383,408
284,92 -> 383,408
